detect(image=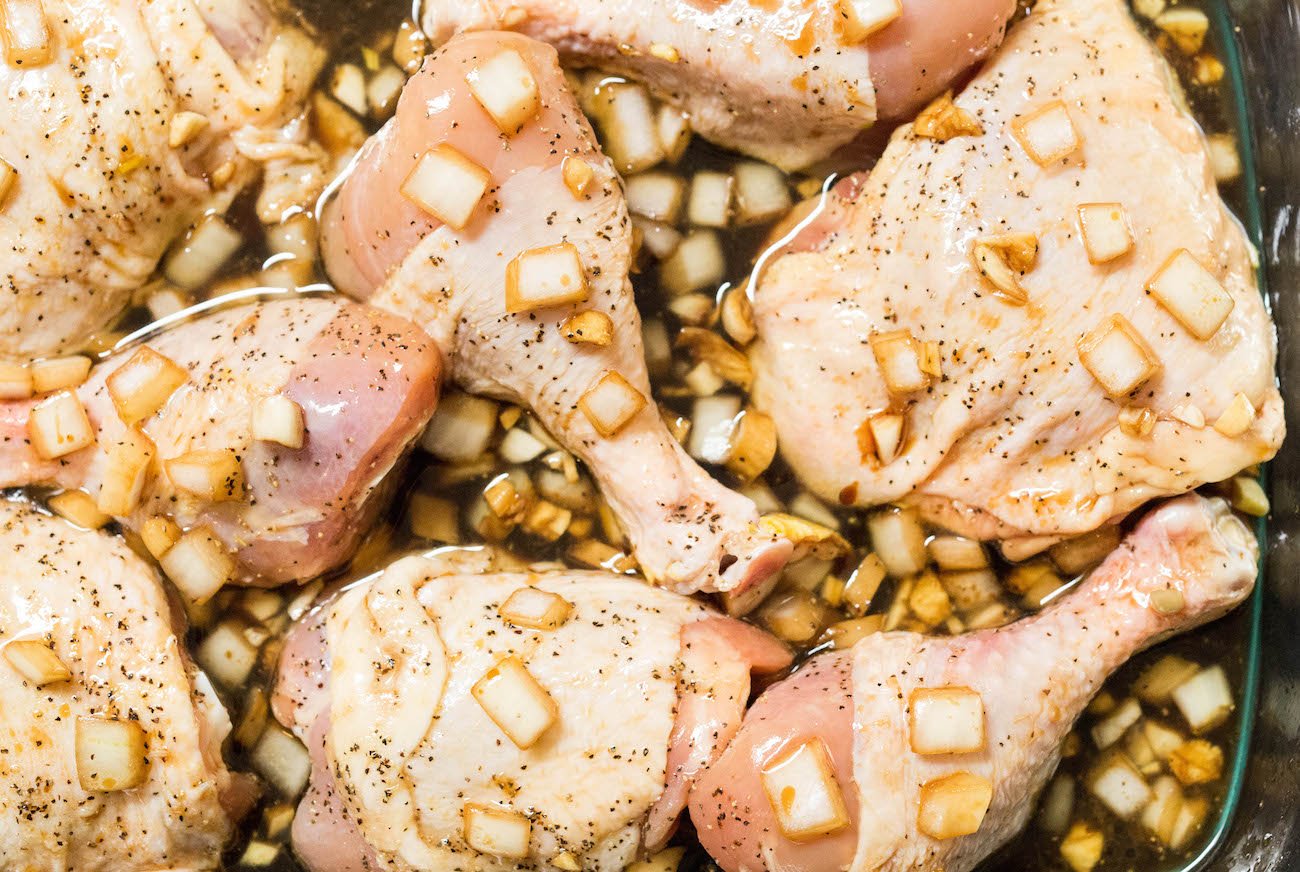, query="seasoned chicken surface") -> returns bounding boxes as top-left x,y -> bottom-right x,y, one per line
322,31 -> 791,597
0,298 -> 441,585
750,0 -> 1283,545
690,494 -> 1258,871
418,0 -> 1018,170
0,0 -> 323,361
0,500 -> 252,870
272,548 -> 791,871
